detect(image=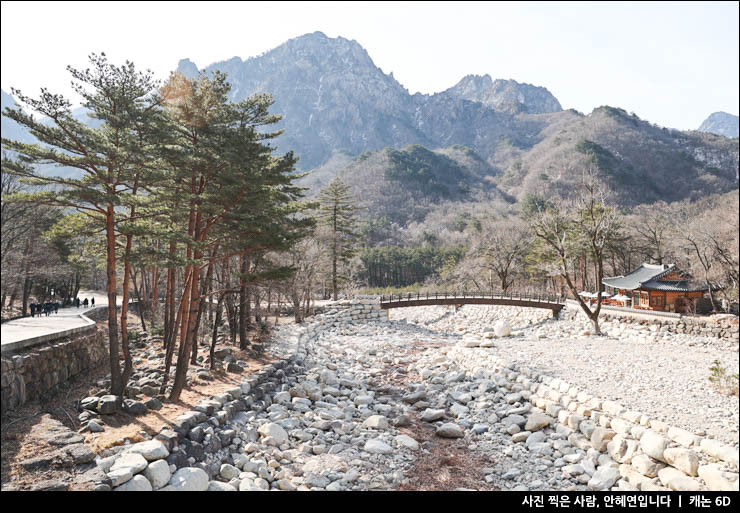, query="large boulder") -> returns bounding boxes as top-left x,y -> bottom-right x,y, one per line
257,422 -> 288,445
114,474 -> 152,492
640,430 -> 670,462
524,412 -> 552,432
125,440 -> 169,461
363,439 -> 393,454
436,423 -> 464,438
97,395 -> 122,414
143,459 -> 171,489
160,467 -> 209,491
494,321 -> 512,337
663,447 -> 700,476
